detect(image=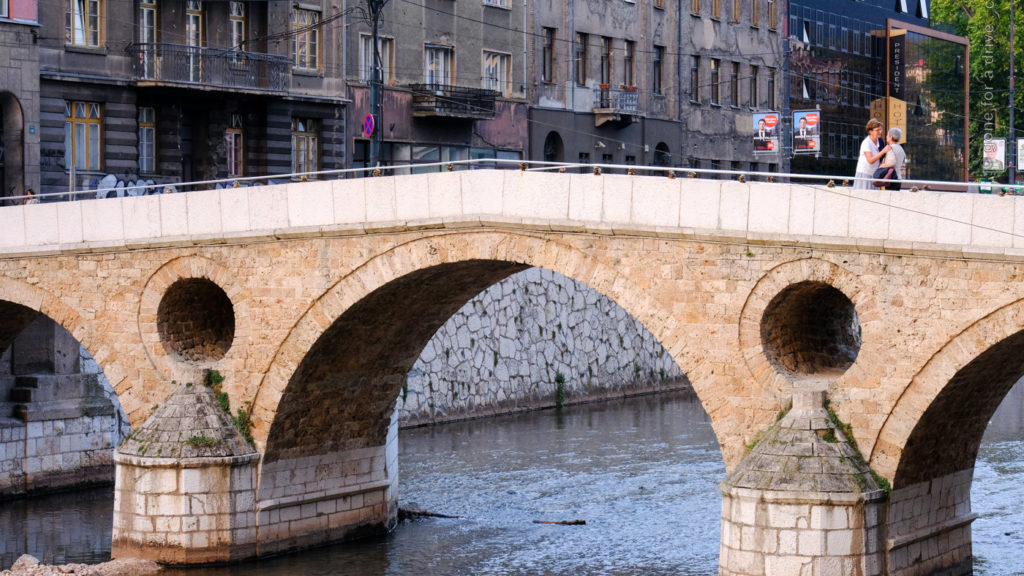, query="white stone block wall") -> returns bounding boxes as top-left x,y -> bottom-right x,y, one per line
0,424 -> 26,494
255,430 -> 396,556
399,268 -> 686,424
887,469 -> 975,575
112,455 -> 259,563
719,491 -> 886,576
0,413 -> 117,495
